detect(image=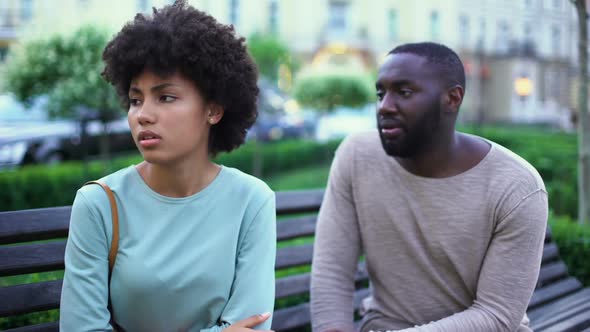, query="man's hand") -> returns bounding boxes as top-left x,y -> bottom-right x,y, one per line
222,313 -> 273,332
